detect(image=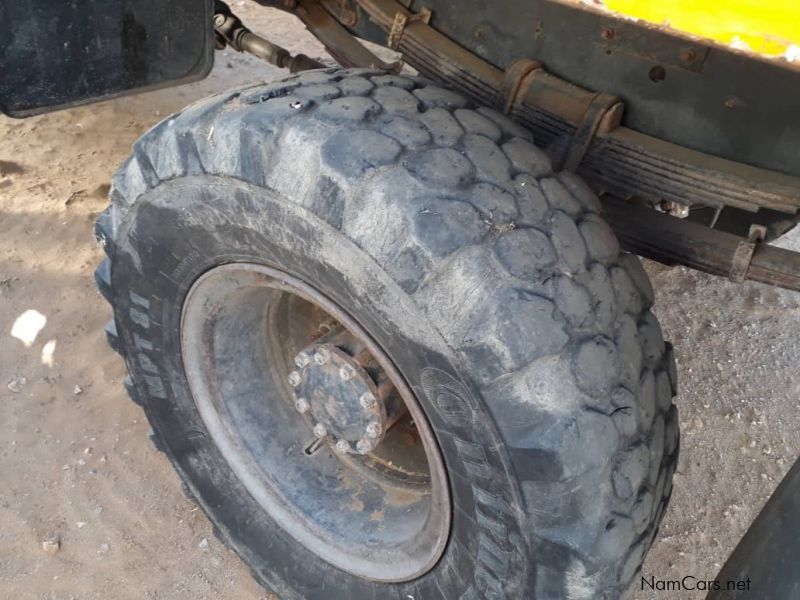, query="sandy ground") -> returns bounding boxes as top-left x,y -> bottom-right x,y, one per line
1,4 -> 798,599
